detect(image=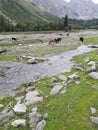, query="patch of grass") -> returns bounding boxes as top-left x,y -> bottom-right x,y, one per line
32,50 -> 98,130
85,37 -> 98,45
